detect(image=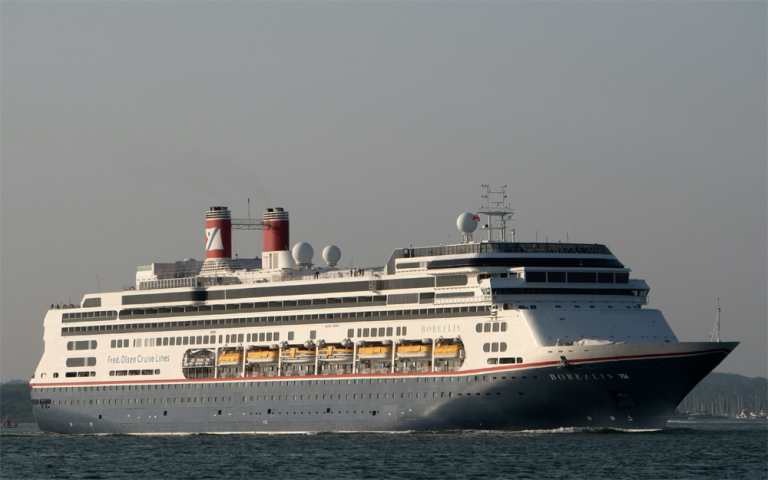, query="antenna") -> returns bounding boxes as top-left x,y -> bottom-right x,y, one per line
96,274 -> 101,293
710,298 -> 721,342
477,184 -> 514,242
